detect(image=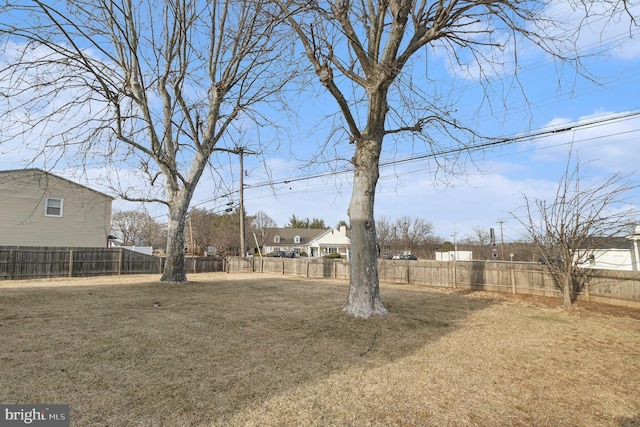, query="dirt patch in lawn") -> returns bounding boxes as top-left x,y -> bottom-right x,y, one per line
1,272 -> 639,426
